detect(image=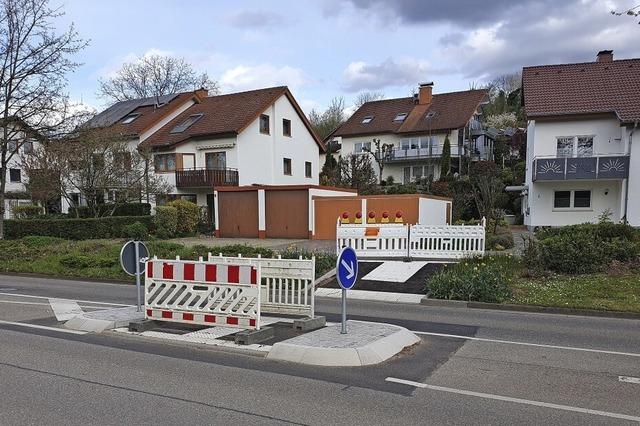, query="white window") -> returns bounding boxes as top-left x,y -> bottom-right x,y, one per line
354,141 -> 371,153
171,113 -> 204,134
556,136 -> 594,158
553,190 -> 591,209
361,116 -> 374,124
121,113 -> 140,124
393,112 -> 408,122
404,164 -> 435,183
